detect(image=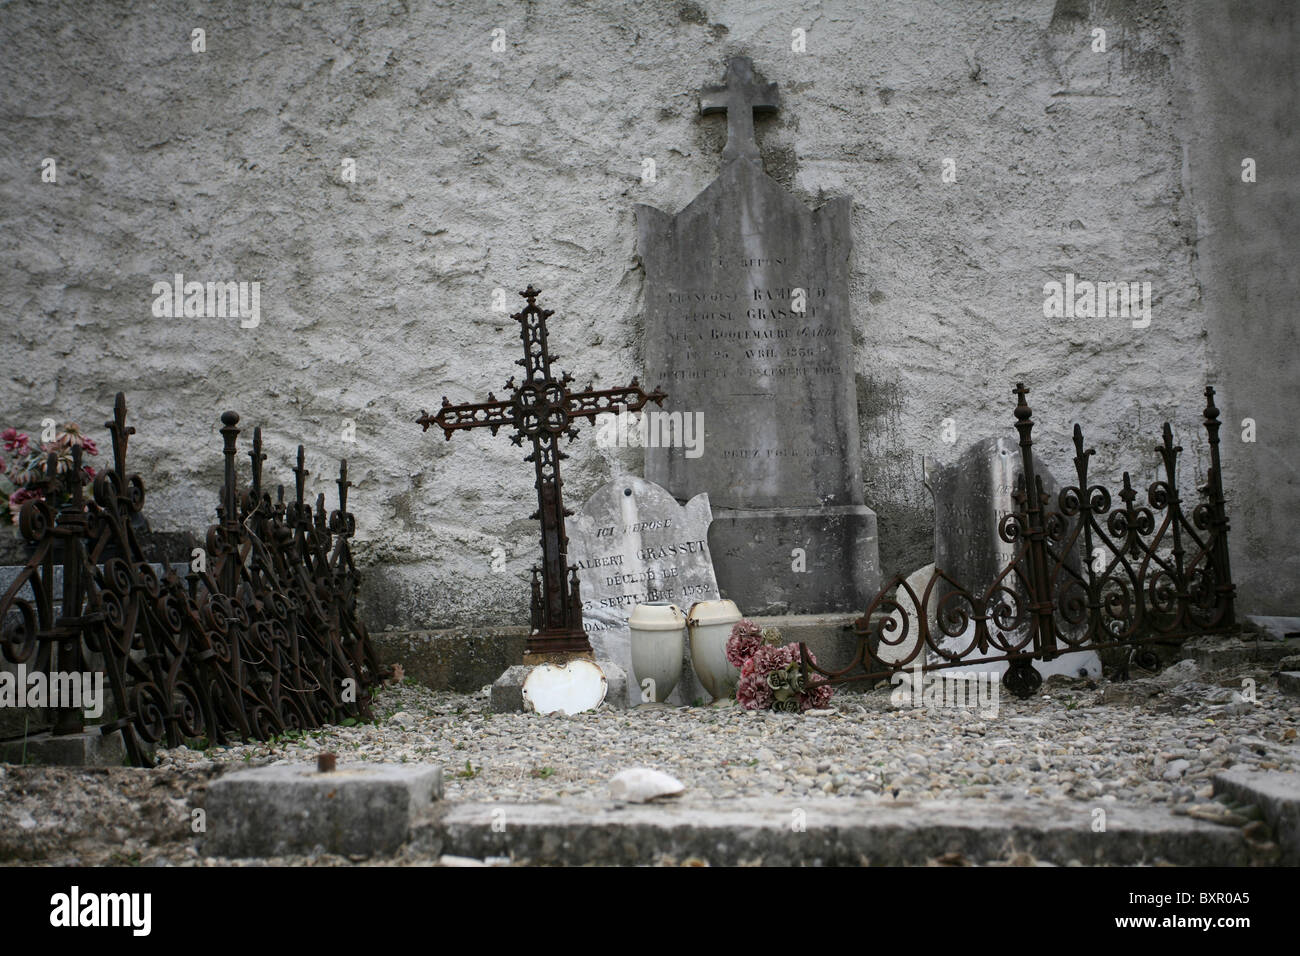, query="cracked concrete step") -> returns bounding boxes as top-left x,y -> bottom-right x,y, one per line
1178,635 -> 1298,669
204,762 -> 443,858
1246,616 -> 1300,642
1213,767 -> 1300,864
415,797 -> 1264,866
